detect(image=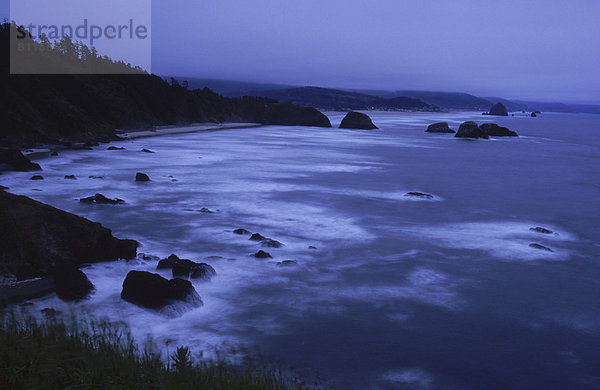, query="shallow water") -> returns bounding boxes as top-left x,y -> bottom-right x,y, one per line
3,111 -> 600,389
